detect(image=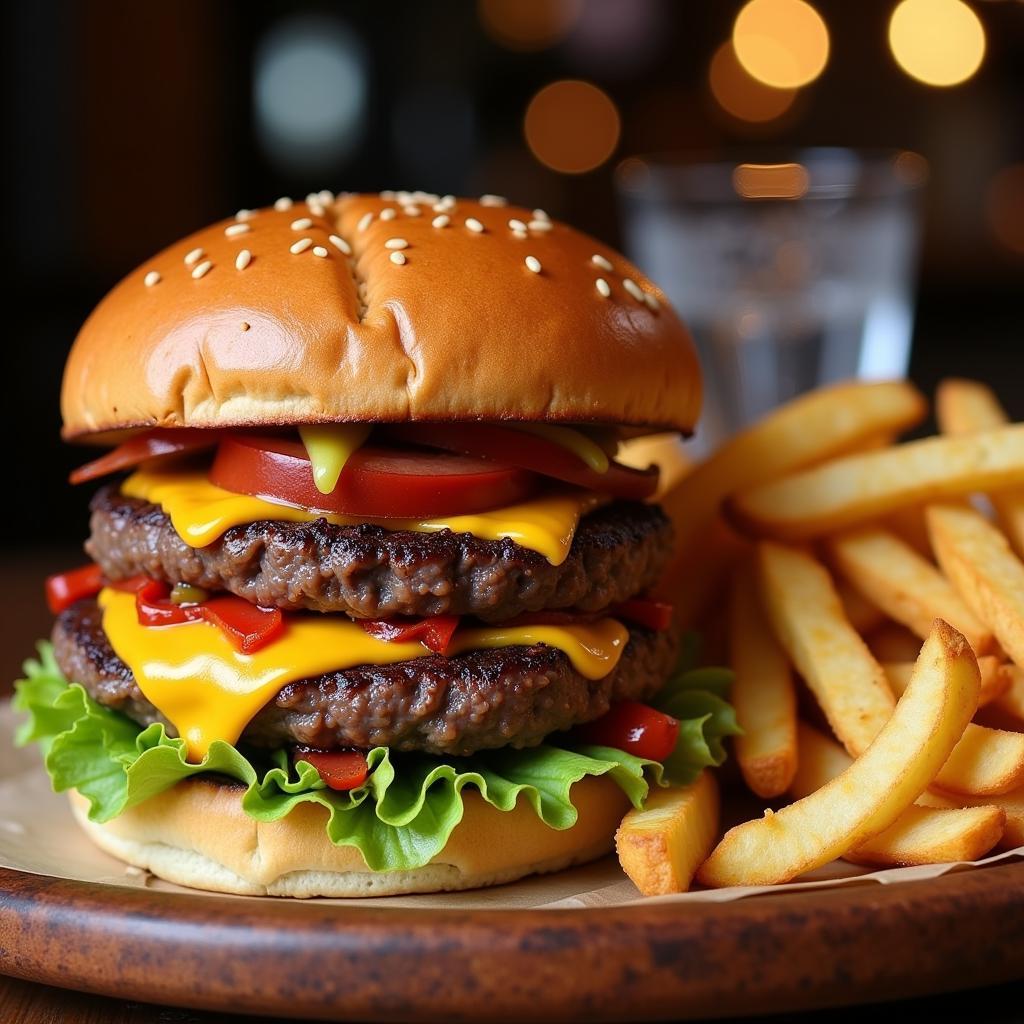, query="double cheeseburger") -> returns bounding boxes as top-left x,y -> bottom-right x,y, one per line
17,191 -> 733,897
